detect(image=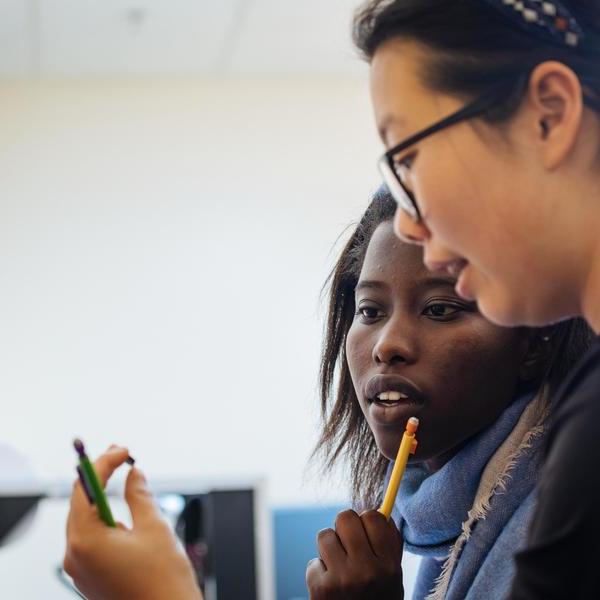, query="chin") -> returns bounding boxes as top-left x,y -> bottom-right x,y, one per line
477,276 -> 578,327
483,298 -> 573,328
477,289 -> 552,328
376,436 -> 401,462
380,446 -> 398,462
